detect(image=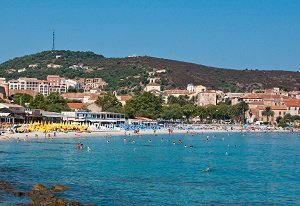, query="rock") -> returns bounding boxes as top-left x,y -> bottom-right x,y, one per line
51,184 -> 69,192
13,191 -> 27,197
49,197 -> 68,206
0,180 -> 14,192
32,184 -> 48,191
30,189 -> 55,206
